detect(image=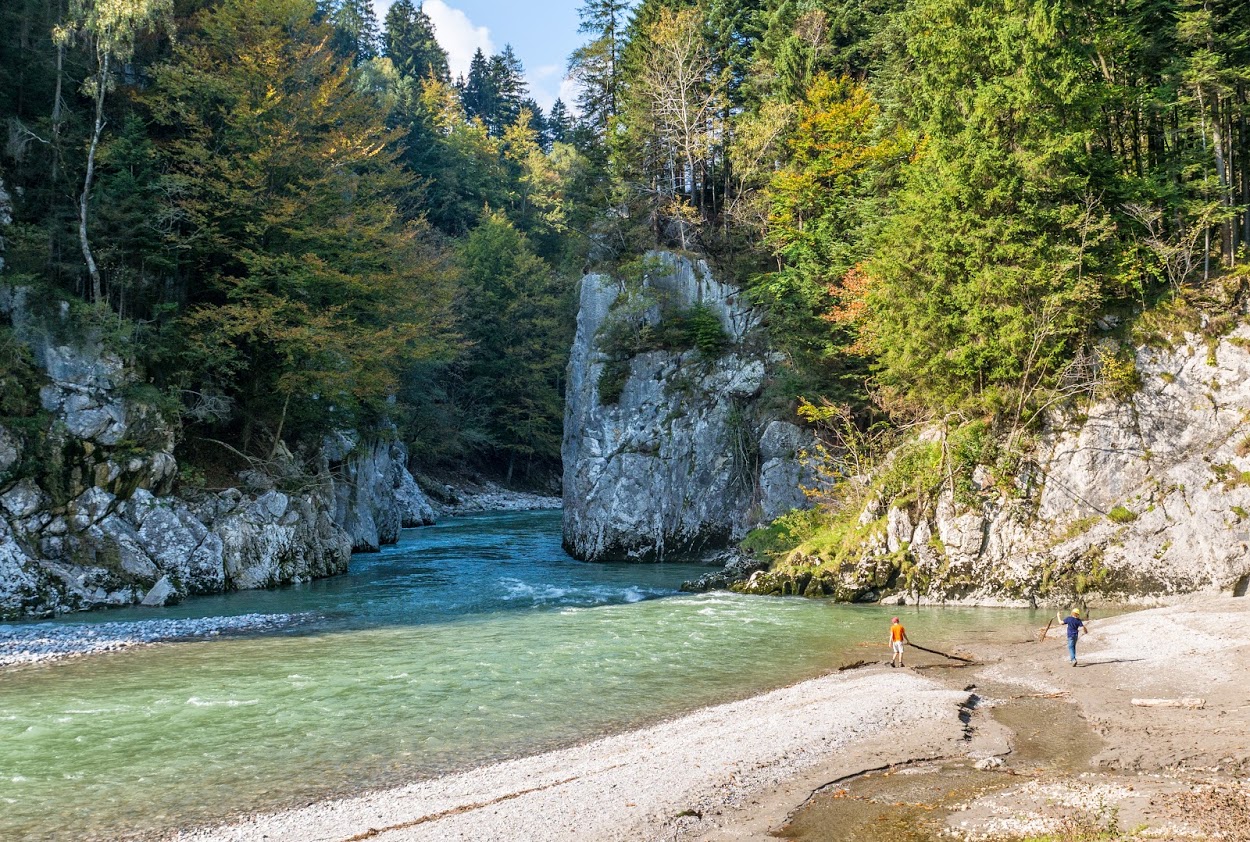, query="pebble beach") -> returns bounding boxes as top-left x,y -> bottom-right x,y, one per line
0,613 -> 310,667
